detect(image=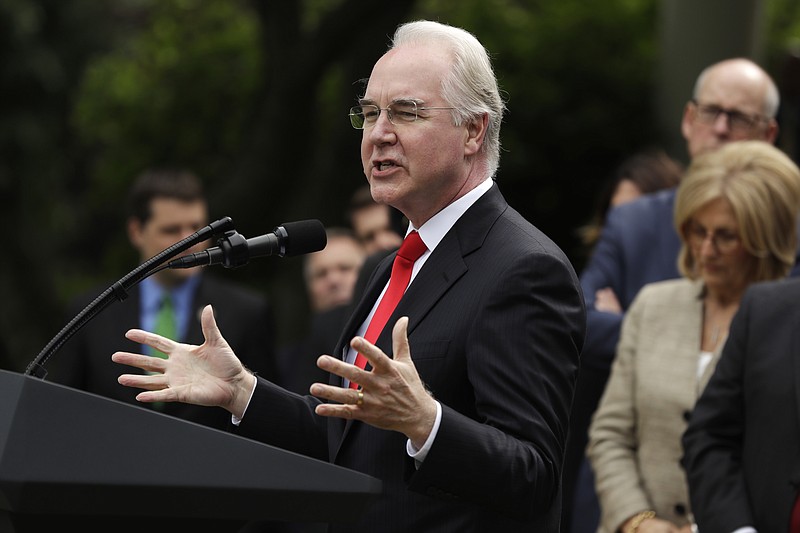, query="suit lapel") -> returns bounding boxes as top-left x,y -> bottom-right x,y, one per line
340,184 -> 503,358
395,184 -> 504,345
379,234 -> 467,346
